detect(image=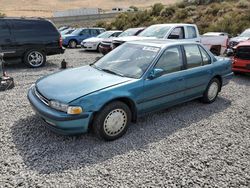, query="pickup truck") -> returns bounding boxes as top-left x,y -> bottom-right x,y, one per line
111,24 -> 228,56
